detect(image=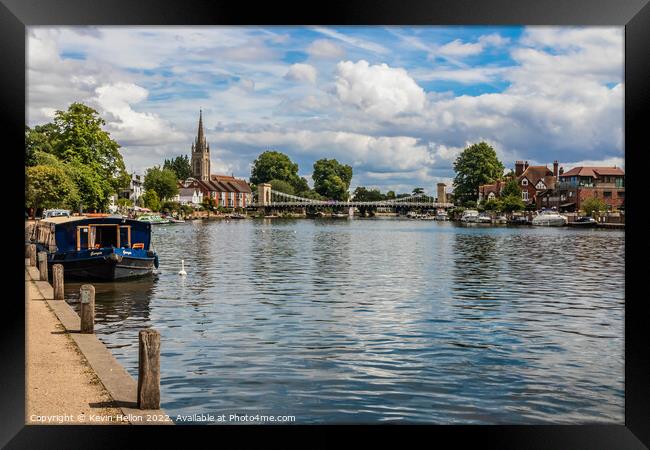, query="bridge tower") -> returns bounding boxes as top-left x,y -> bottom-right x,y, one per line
437,183 -> 446,204
258,183 -> 272,206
